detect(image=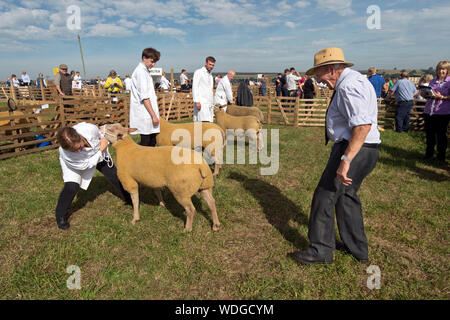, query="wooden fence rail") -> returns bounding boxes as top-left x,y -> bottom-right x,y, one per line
1,90 -> 429,160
